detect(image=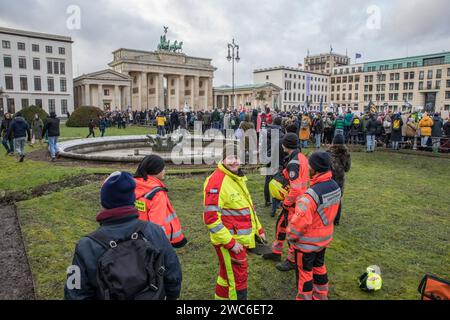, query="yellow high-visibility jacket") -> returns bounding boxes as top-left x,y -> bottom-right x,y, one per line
203,163 -> 264,249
